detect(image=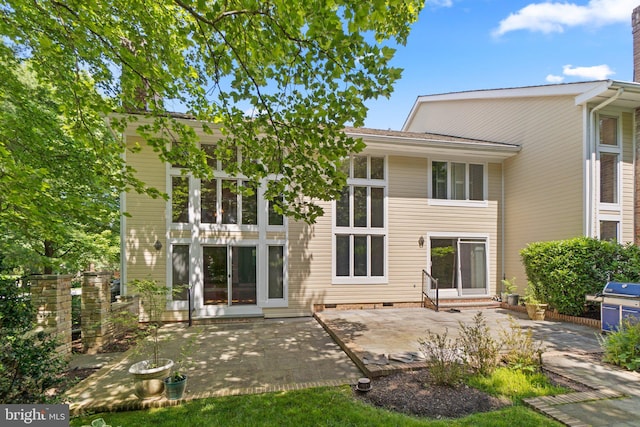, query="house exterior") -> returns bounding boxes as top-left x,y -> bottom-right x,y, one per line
119,79 -> 640,320
119,118 -> 523,320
